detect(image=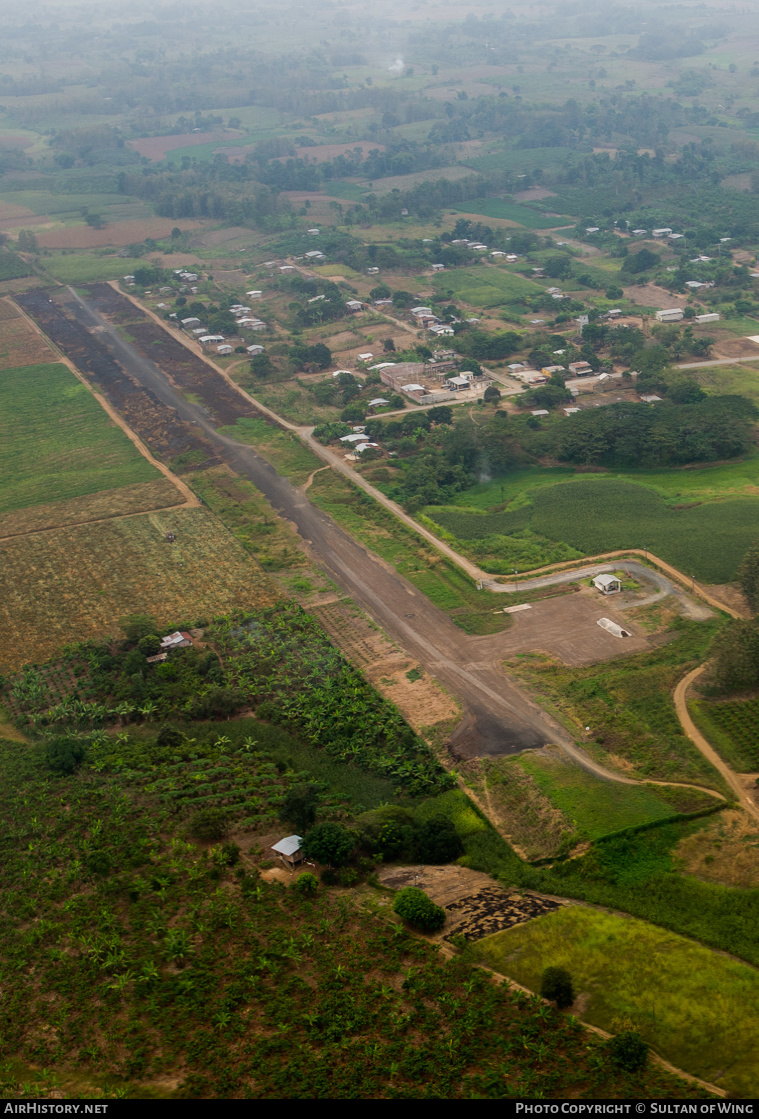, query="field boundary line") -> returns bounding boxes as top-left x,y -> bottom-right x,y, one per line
674,666 -> 759,822
5,295 -> 199,513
